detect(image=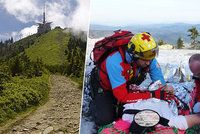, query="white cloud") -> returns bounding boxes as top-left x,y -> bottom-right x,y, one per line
0,0 -> 90,40
10,31 -> 19,41
0,32 -> 18,41
45,1 -> 69,29
46,0 -> 90,31
90,0 -> 200,26
0,0 -> 41,23
0,0 -> 90,31
19,25 -> 38,38
69,0 -> 90,31
2,25 -> 38,41
0,33 -> 10,41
